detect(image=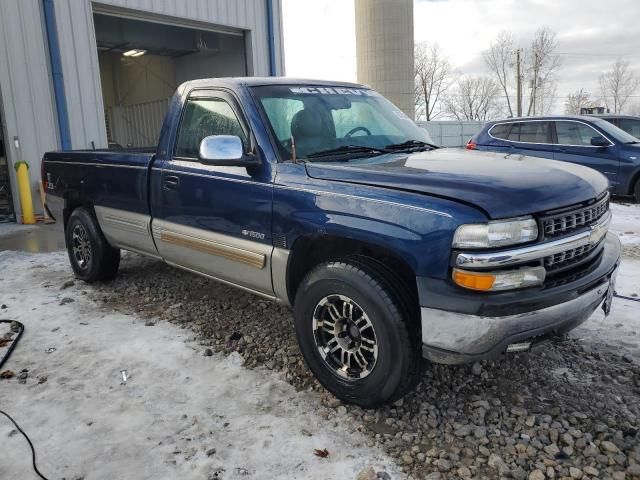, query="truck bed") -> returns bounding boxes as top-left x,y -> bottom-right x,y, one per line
43,148 -> 160,257
43,149 -> 155,217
